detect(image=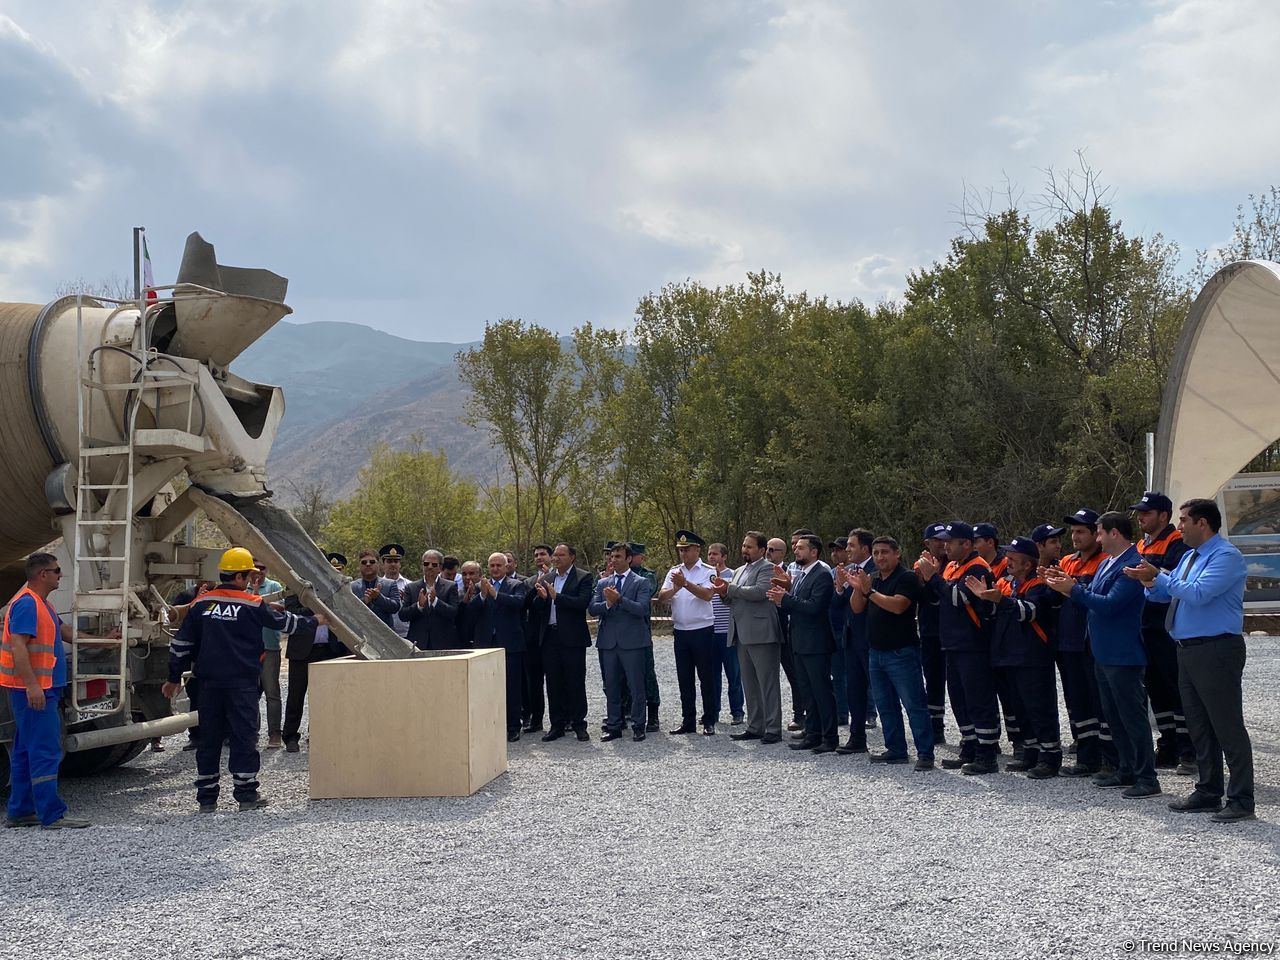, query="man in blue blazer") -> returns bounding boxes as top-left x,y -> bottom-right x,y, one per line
1046,511 -> 1160,798
590,542 -> 654,742
475,552 -> 530,742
